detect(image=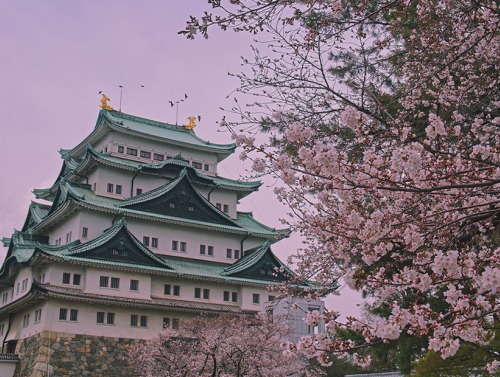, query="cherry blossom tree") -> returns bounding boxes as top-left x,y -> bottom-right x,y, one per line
182,0 -> 500,373
127,314 -> 320,377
